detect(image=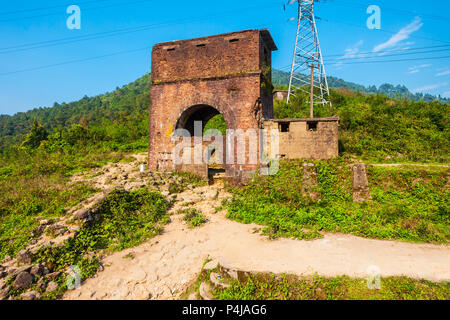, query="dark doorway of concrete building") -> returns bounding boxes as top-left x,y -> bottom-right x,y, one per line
175,105 -> 227,184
